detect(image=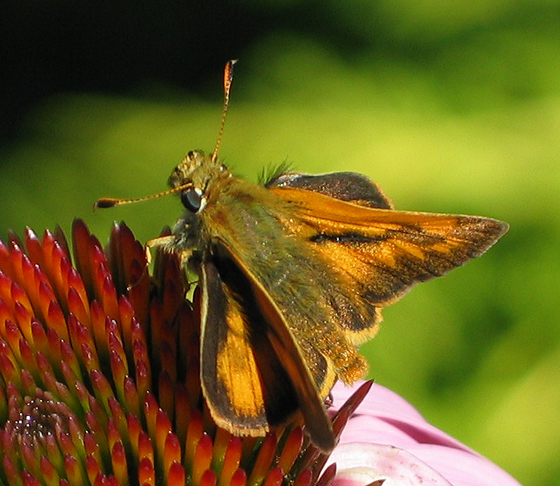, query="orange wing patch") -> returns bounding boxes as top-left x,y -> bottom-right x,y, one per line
215,297 -> 266,421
